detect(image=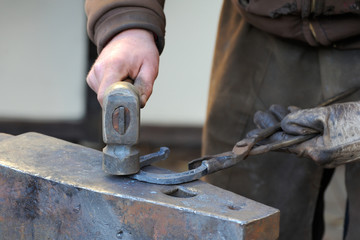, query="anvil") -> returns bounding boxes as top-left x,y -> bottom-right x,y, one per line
0,132 -> 279,239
